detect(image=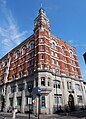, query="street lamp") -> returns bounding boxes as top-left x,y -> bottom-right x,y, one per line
28,87 -> 32,119
55,70 -> 58,112
37,87 -> 41,119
